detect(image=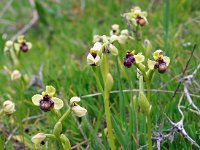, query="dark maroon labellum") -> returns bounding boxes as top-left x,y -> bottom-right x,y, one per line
136,16 -> 146,26
39,95 -> 54,112
124,58 -> 132,68
154,59 -> 167,73
20,42 -> 29,52
158,63 -> 167,73
124,51 -> 135,68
